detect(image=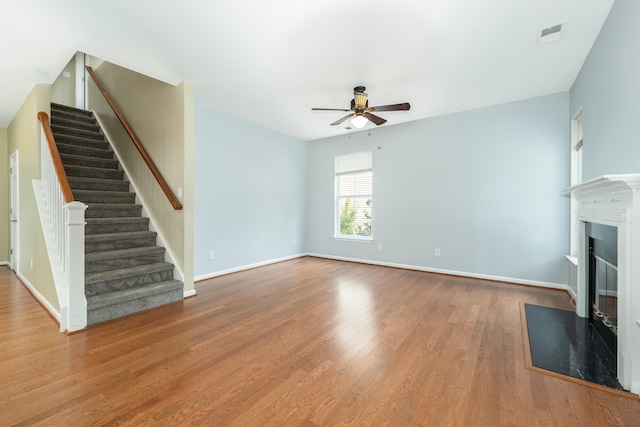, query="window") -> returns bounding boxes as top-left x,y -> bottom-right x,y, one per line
335,152 -> 372,239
